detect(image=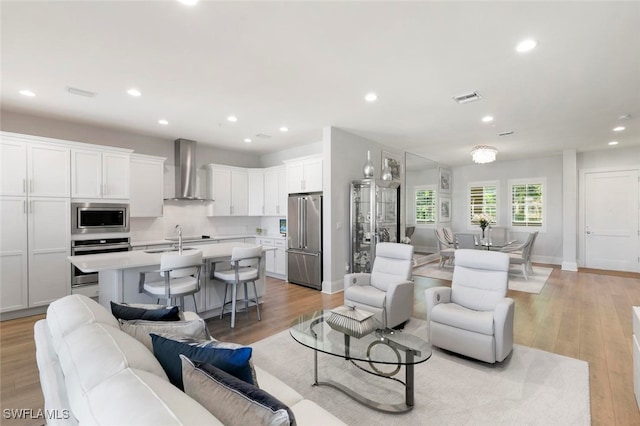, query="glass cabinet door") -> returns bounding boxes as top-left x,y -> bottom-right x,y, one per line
351,180 -> 373,273
350,179 -> 400,273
